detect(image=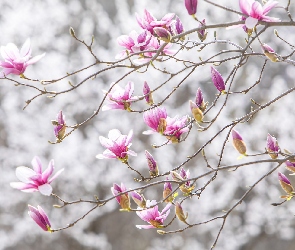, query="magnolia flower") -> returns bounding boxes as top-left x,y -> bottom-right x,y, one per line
266,134 -> 279,159
153,27 -> 171,43
211,66 -> 226,93
102,82 -> 137,111
111,183 -> 130,211
10,156 -> 64,196
0,38 -> 45,77
184,0 -> 198,15
198,19 -> 207,42
232,129 -> 247,155
52,111 -> 66,140
131,191 -> 146,208
195,87 -> 207,112
28,205 -> 52,232
179,168 -> 195,194
143,81 -> 154,106
96,129 -> 136,163
164,115 -> 189,143
239,0 -> 280,29
143,107 -> 167,134
136,9 -> 175,35
145,150 -> 159,176
136,200 -> 171,229
170,16 -> 184,38
163,178 -> 173,203
278,172 -> 294,200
